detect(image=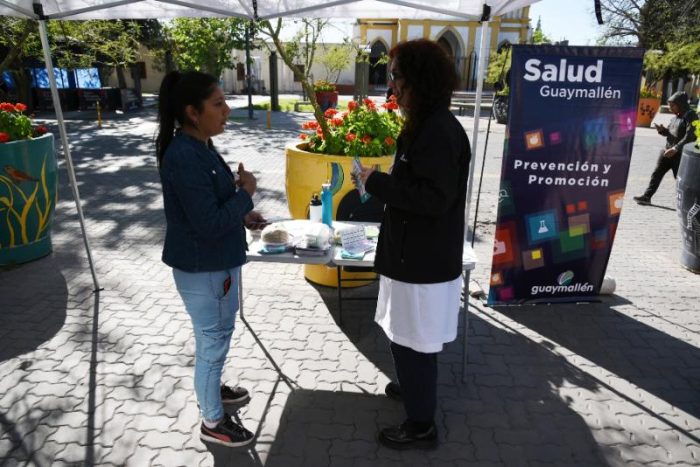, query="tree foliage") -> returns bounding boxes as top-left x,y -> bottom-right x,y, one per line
0,18 -> 145,101
259,18 -> 333,140
599,0 -> 700,84
162,18 -> 250,78
317,41 -> 355,83
531,17 -> 552,45
599,0 -> 700,48
485,48 -> 511,95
